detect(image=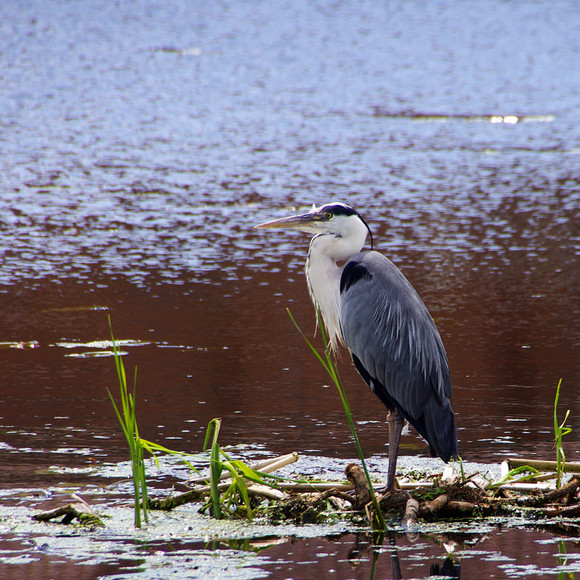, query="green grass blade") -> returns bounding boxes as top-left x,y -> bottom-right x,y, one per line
553,378 -> 571,487
287,309 -> 332,374
222,462 -> 253,520
287,308 -> 386,530
205,419 -> 223,519
229,460 -> 266,486
108,316 -> 148,528
488,465 -> 542,489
